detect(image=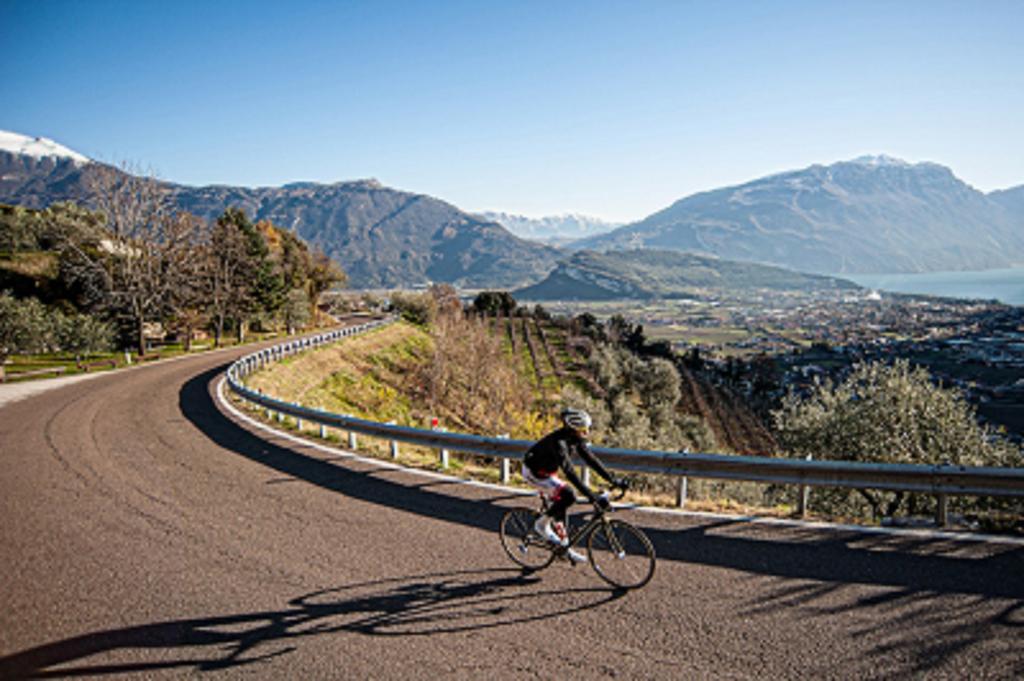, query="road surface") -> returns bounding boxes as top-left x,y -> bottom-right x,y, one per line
1,338 -> 1022,678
